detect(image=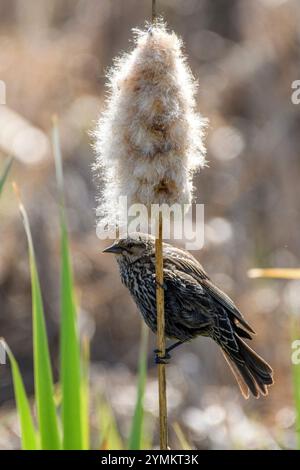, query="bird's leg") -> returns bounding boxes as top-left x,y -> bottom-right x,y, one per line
154,340 -> 184,364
